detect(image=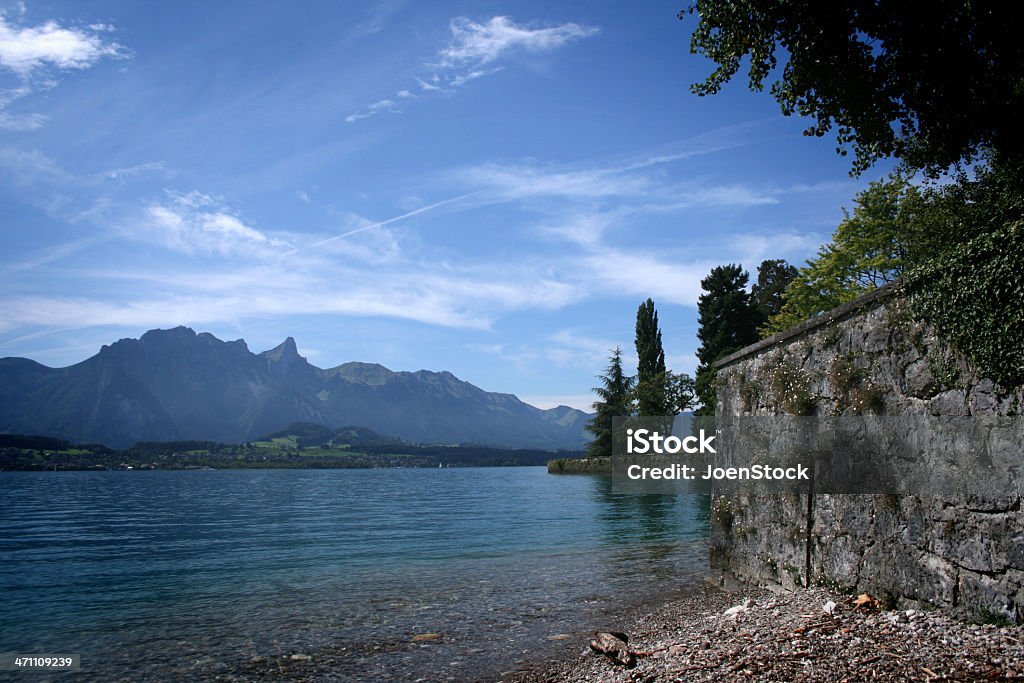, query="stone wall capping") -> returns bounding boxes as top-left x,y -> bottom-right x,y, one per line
714,281 -> 899,370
